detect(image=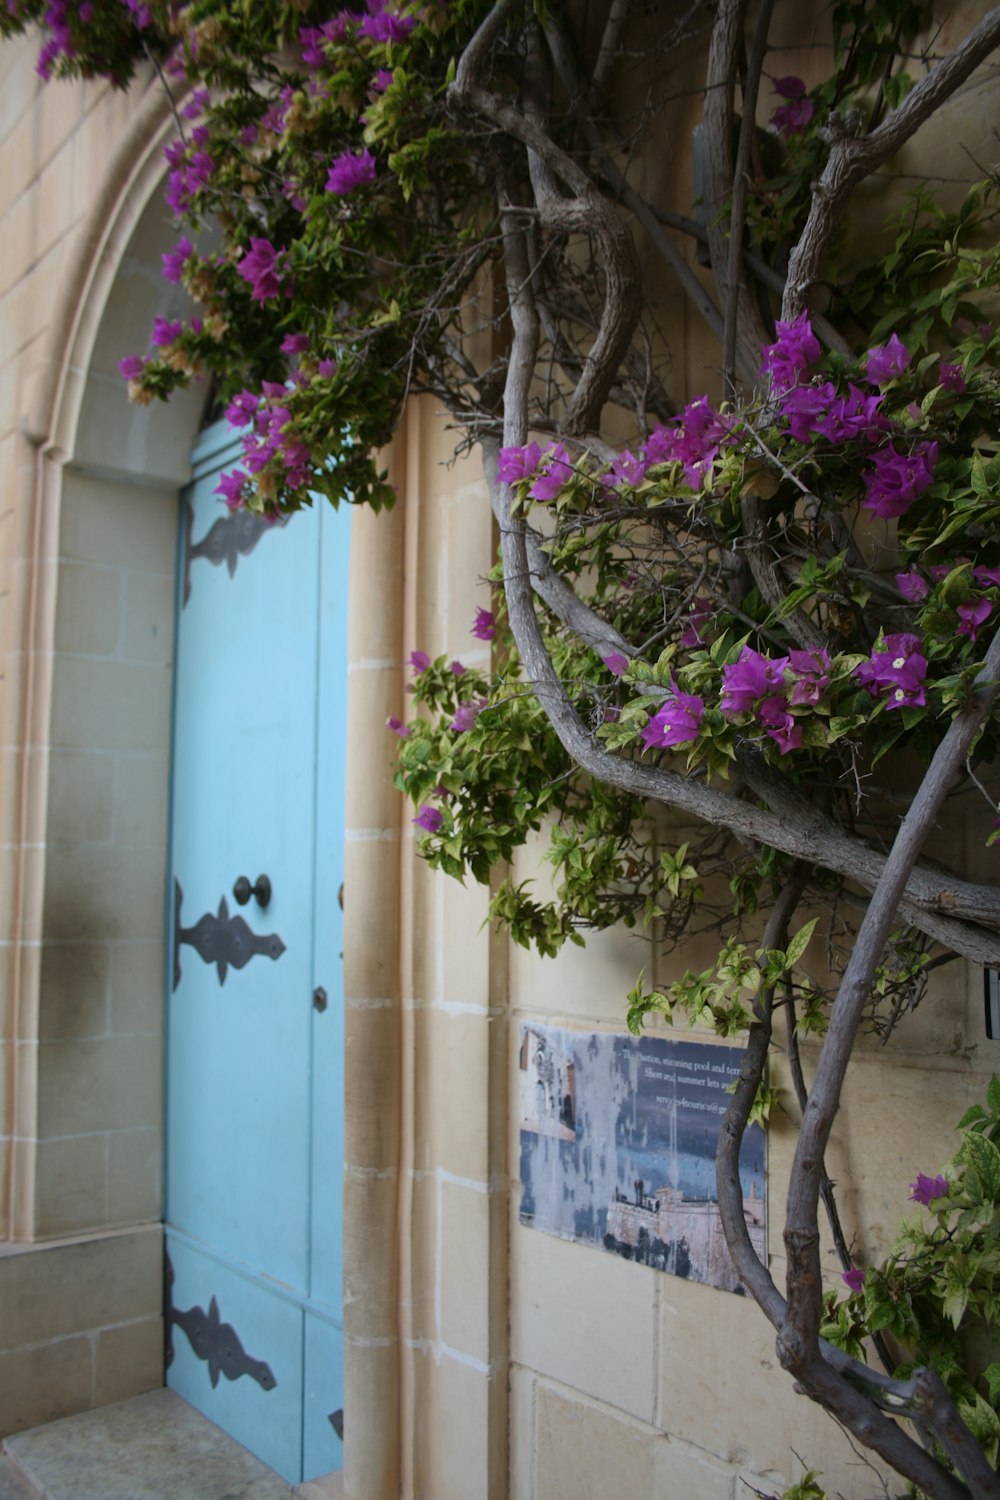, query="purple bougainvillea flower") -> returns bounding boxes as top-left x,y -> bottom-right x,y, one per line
909,1172 -> 948,1206
760,312 -> 821,392
781,380 -> 887,444
299,23 -> 337,65
214,469 -> 248,511
939,361 -> 967,393
409,649 -> 431,674
865,332 -> 911,385
164,148 -> 215,216
641,690 -> 705,749
853,634 -> 927,710
607,449 -> 648,488
181,86 -> 209,120
644,396 -> 729,490
471,608 -> 496,642
720,646 -> 789,716
602,652 -> 629,676
757,695 -> 803,754
152,316 -> 184,348
896,570 -> 929,603
413,805 -> 444,834
161,236 -> 194,285
842,1266 -> 866,1293
358,9 -> 415,42
530,443 -> 574,502
325,148 -> 376,196
863,441 -> 938,519
497,441 -> 542,484
450,701 -> 482,733
386,714 -> 410,738
786,648 -> 831,707
680,596 -> 714,649
769,76 -> 813,136
118,354 -> 145,380
370,68 -> 395,95
957,598 -> 992,642
771,95 -> 814,136
780,381 -> 837,443
772,74 -> 808,99
974,565 -> 1000,588
225,390 -> 260,428
281,332 -> 311,356
449,660 -> 465,676
816,384 -> 887,444
237,238 -> 286,303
